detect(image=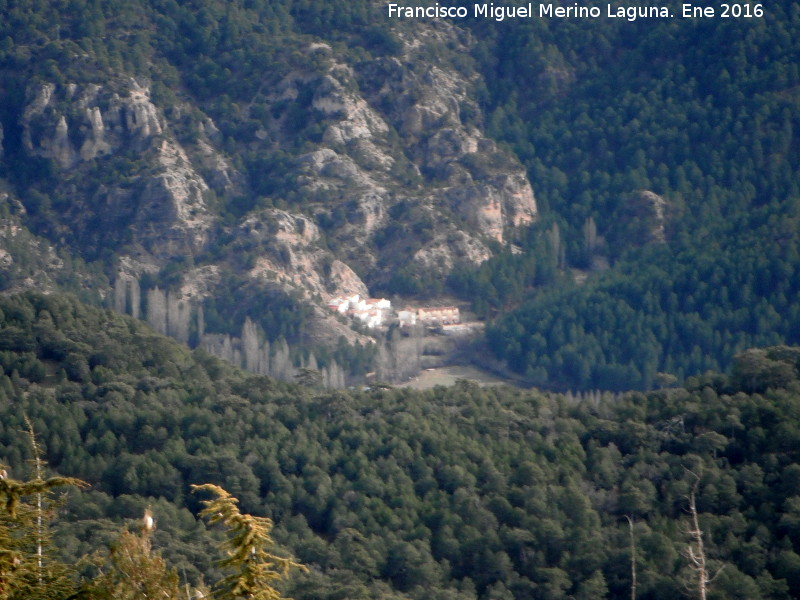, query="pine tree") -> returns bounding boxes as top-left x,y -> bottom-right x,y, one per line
192,484 -> 306,600
0,421 -> 87,600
